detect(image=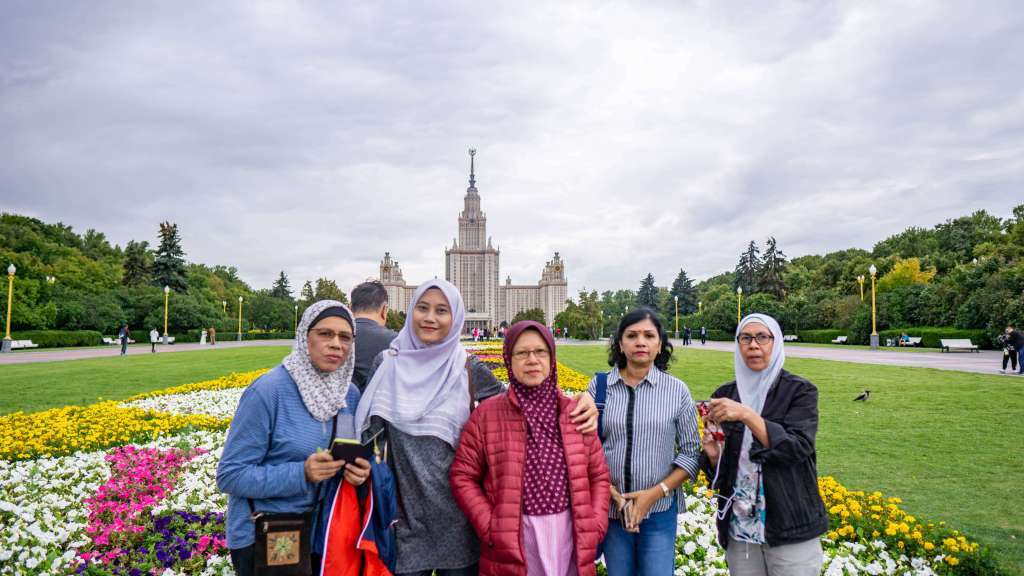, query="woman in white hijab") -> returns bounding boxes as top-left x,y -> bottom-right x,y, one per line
699,313 -> 828,576
355,279 -> 599,576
